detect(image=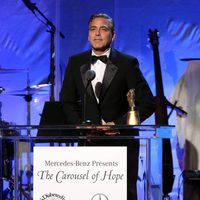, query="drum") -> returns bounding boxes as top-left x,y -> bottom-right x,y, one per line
0,120 -> 19,178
